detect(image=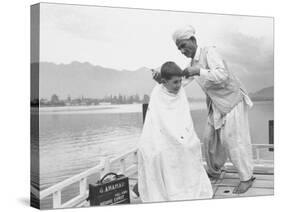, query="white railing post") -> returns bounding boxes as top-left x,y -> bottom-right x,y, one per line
100,157 -> 111,178
79,177 -> 87,196
53,190 -> 61,208
256,148 -> 260,163
133,151 -> 138,164
120,158 -> 126,174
